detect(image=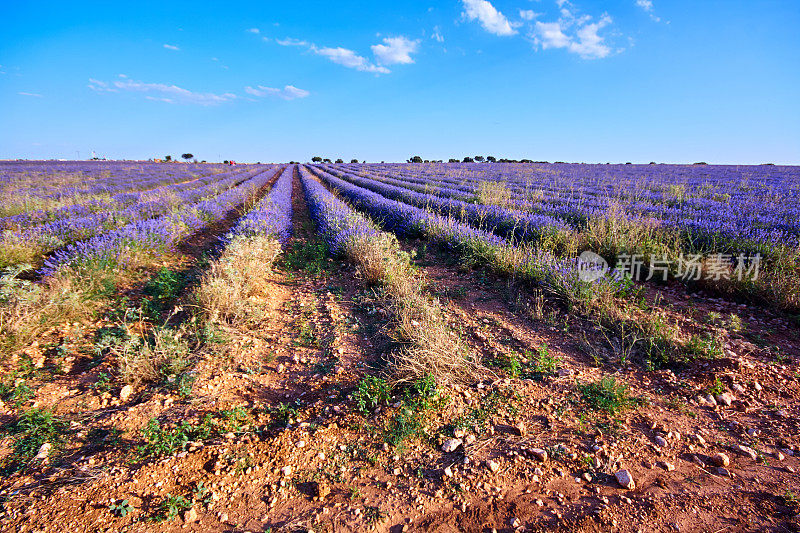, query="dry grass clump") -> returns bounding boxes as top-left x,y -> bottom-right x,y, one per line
0,267 -> 100,360
578,205 -> 682,265
345,233 -> 480,386
195,234 -> 282,326
115,325 -> 190,386
476,181 -> 514,209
